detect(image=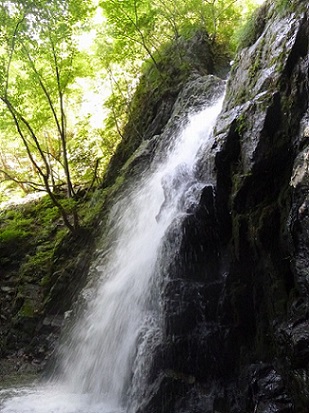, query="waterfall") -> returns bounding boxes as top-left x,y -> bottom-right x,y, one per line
0,88 -> 224,413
